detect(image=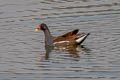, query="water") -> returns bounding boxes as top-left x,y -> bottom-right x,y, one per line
0,0 -> 120,80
